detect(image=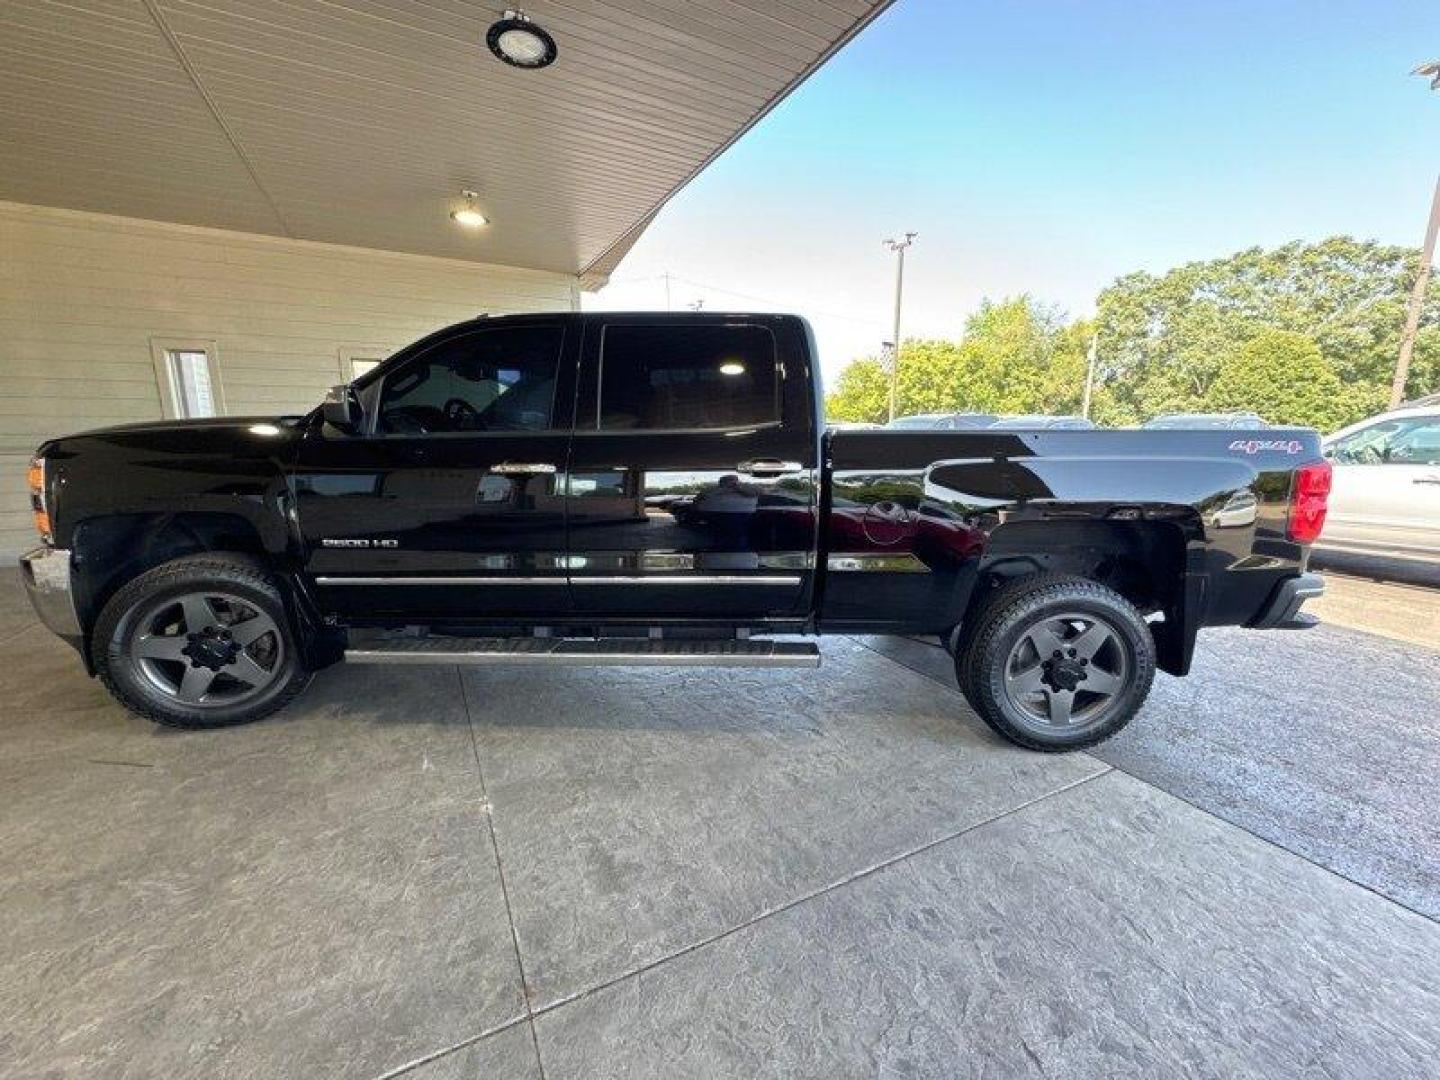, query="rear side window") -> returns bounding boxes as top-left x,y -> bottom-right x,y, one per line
378,326 -> 562,435
597,324 -> 779,431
